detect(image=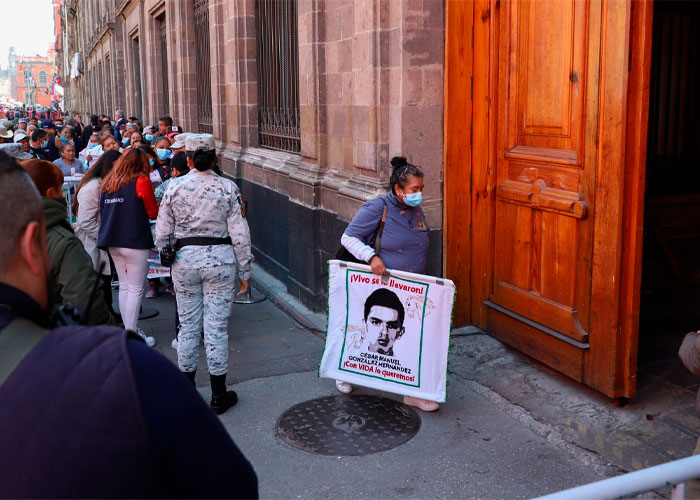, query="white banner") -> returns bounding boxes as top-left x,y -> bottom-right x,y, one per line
319,260 -> 455,403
